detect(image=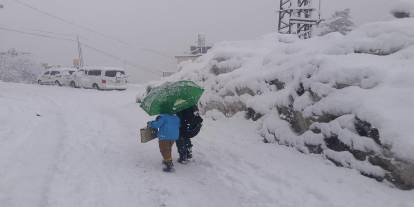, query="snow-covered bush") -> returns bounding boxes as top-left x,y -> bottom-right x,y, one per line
0,49 -> 42,83
316,9 -> 355,36
150,18 -> 414,190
